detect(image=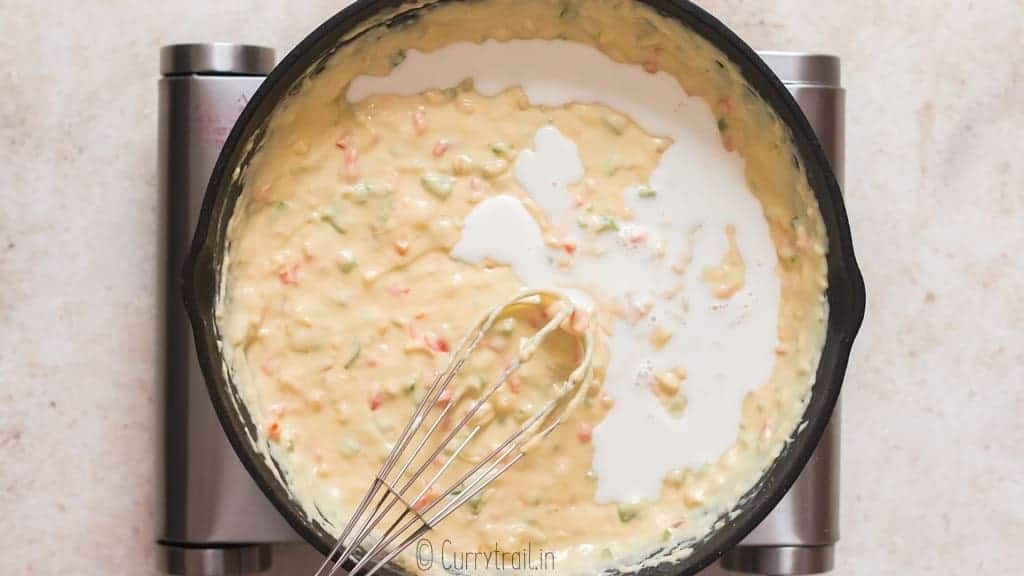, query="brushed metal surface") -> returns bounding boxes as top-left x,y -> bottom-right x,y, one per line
158,51 -> 297,552
719,51 -> 845,574
758,52 -> 841,87
161,546 -> 272,576
161,44 -> 276,76
720,546 -> 835,575
733,411 -> 841,547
